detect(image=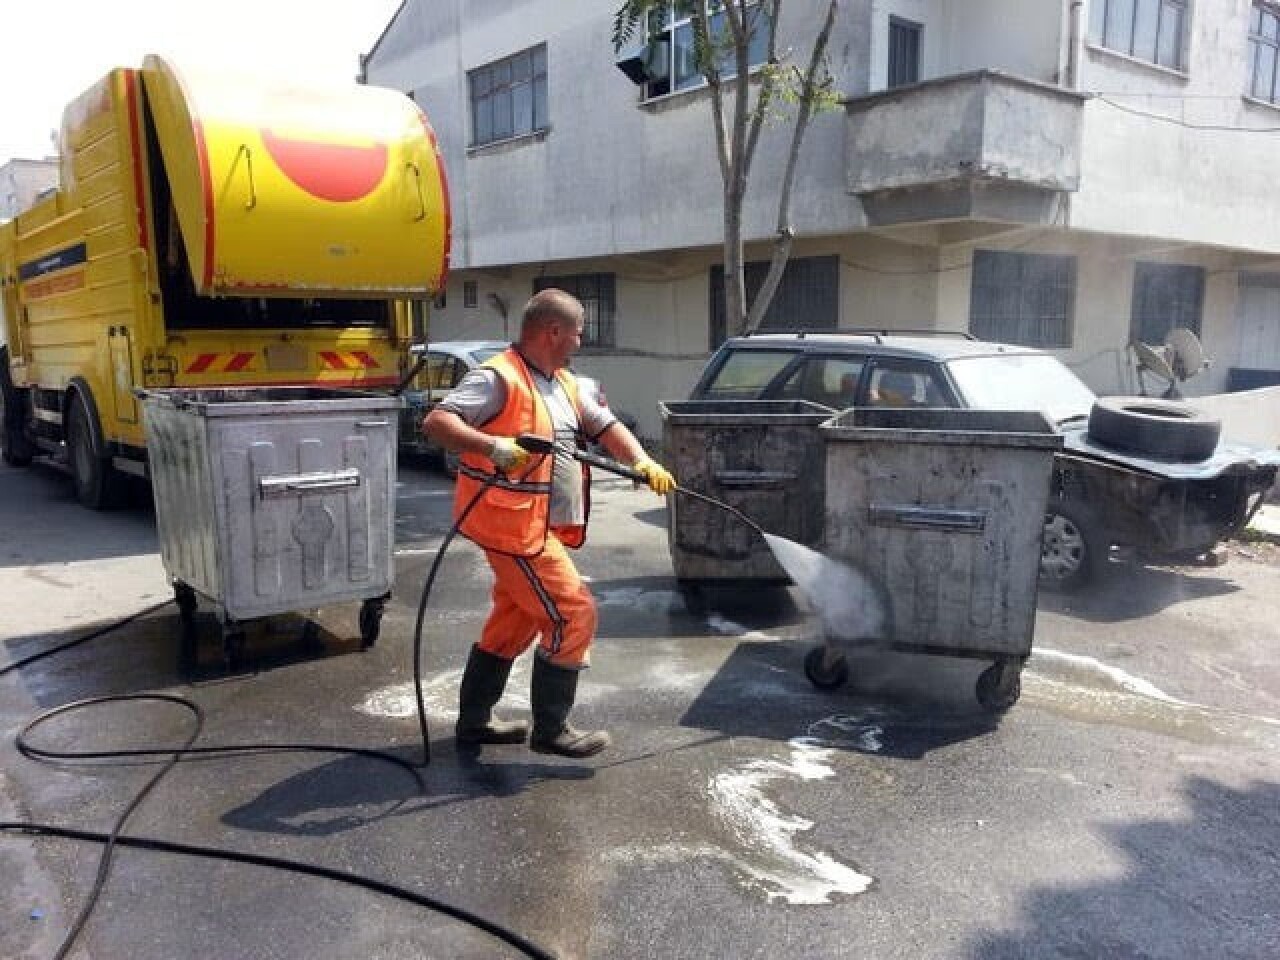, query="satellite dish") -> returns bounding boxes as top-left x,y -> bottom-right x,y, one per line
1133,341 -> 1175,383
1165,327 -> 1206,380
